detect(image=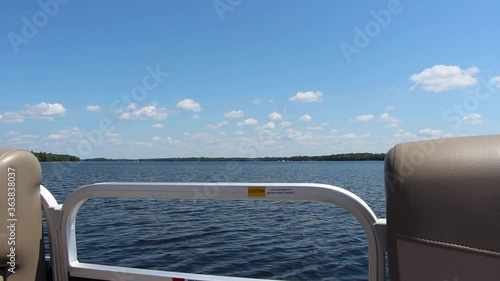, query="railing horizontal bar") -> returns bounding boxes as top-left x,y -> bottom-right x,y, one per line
64,183 -> 378,219
71,262 -> 280,281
